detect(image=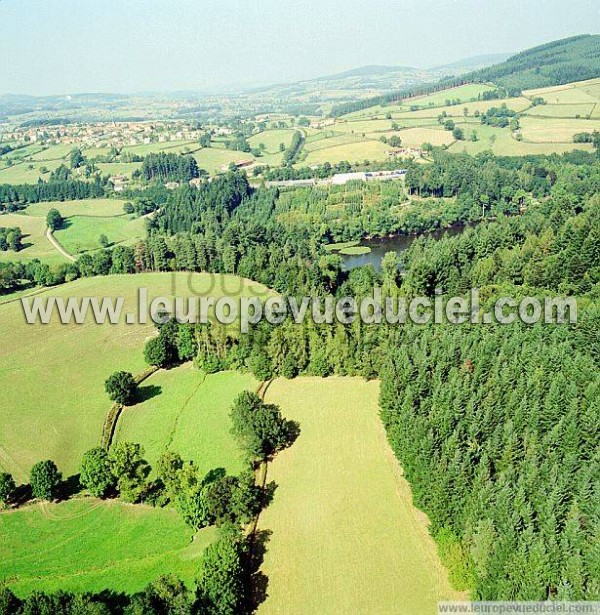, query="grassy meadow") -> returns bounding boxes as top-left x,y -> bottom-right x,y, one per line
0,212 -> 67,265
0,499 -> 214,596
257,377 -> 463,614
0,272 -> 269,483
25,198 -> 129,218
193,147 -> 255,175
116,368 -> 257,476
54,214 -> 147,254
